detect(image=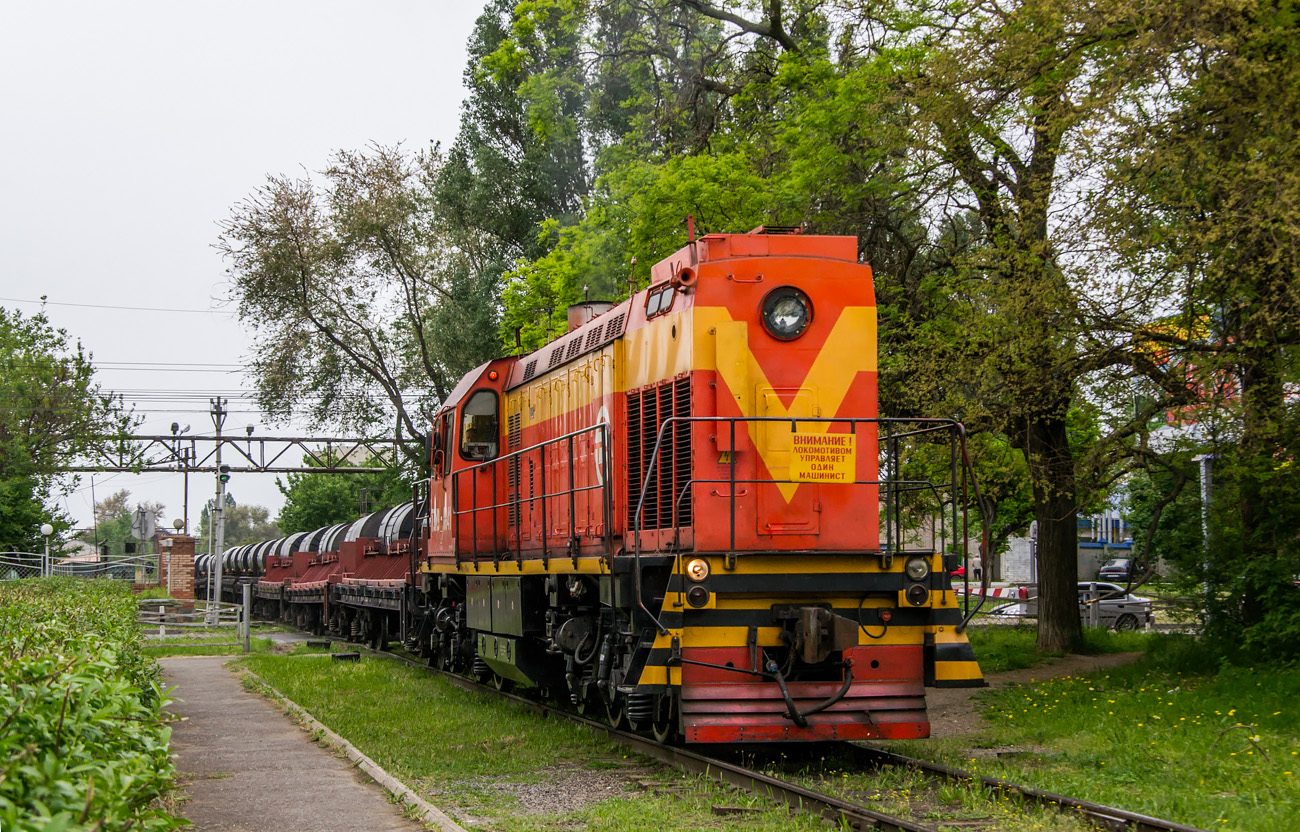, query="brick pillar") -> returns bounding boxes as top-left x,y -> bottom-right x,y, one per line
167,535 -> 196,600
